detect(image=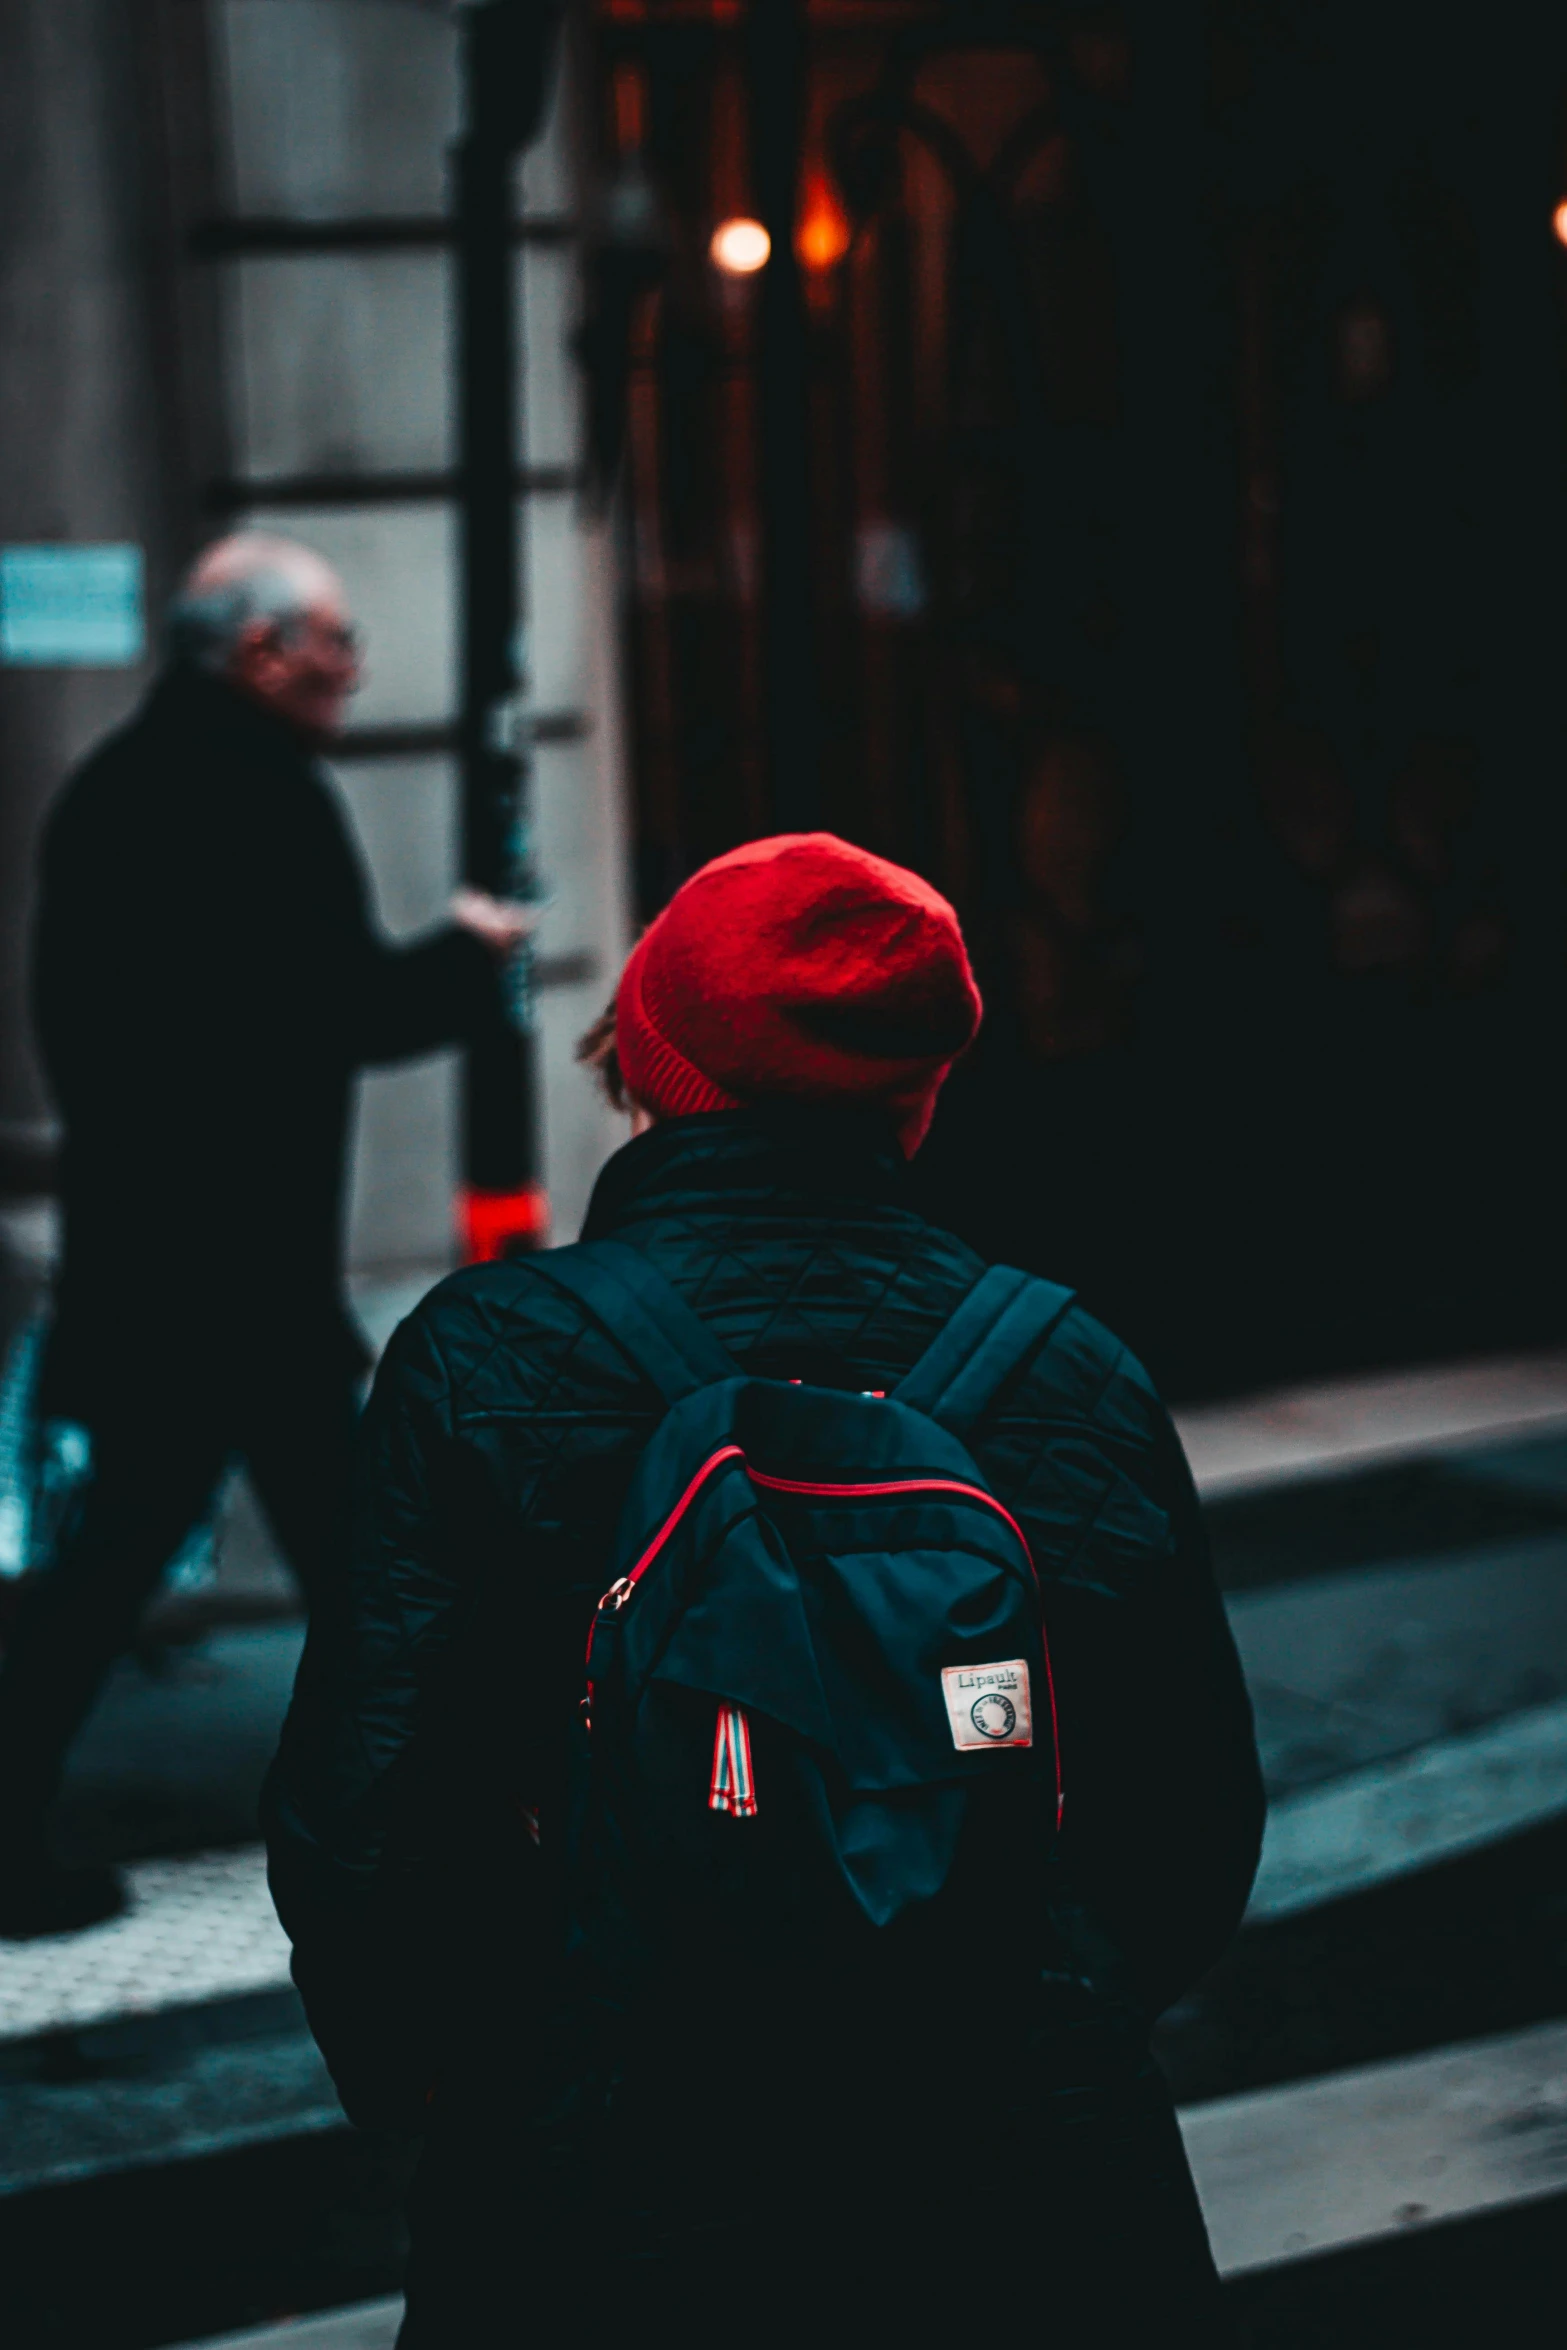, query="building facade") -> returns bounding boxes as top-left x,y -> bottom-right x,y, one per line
0,0 -> 630,1328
